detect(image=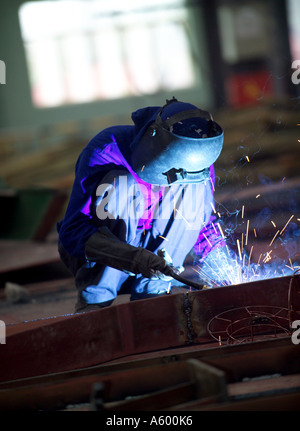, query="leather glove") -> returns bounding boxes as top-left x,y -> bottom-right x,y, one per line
135,247 -> 170,278
149,249 -> 184,281
85,228 -> 170,279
